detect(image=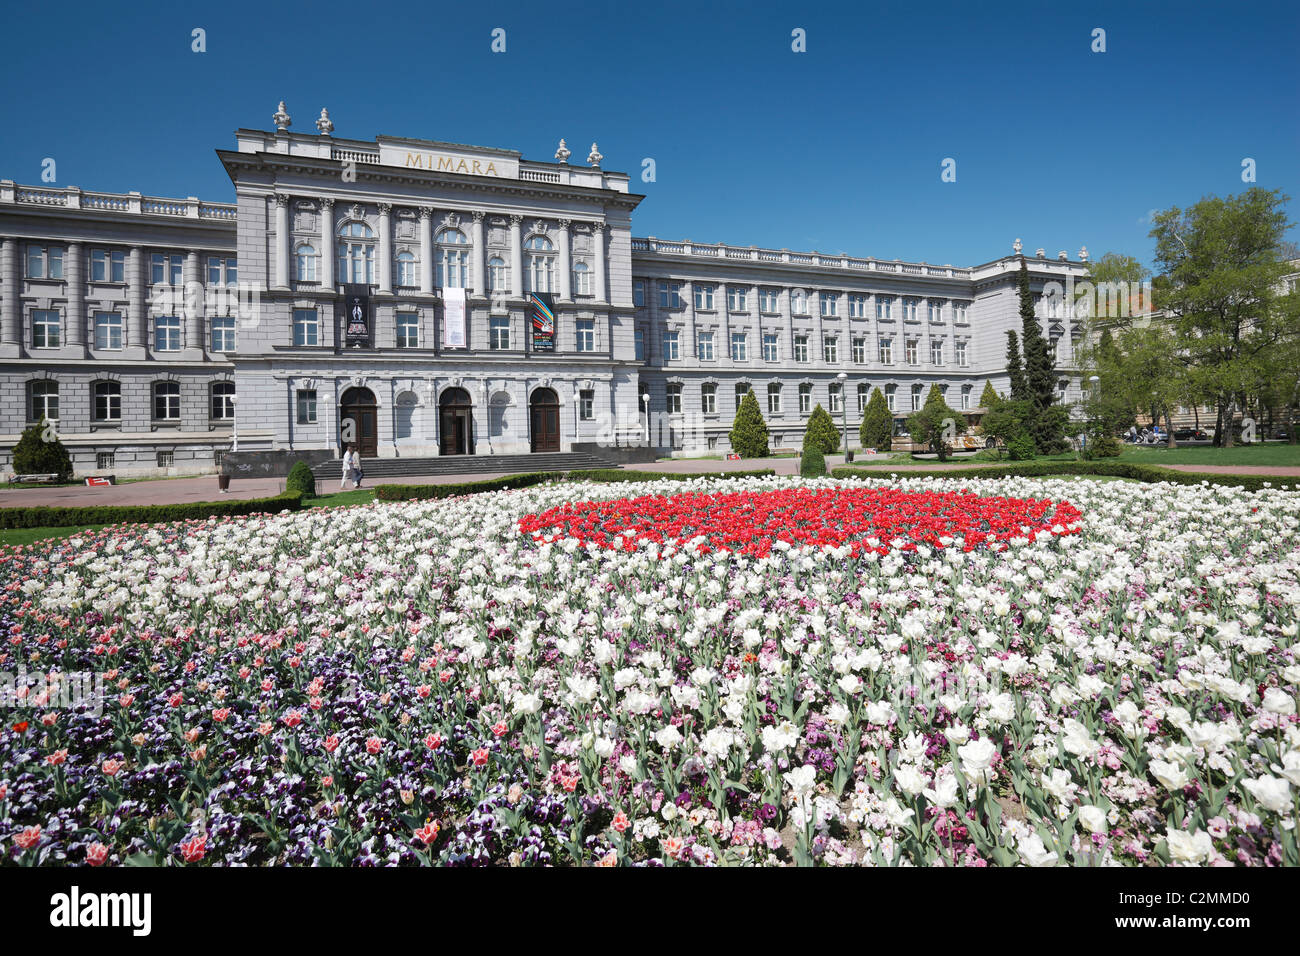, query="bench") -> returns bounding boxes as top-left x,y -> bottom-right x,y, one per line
8,473 -> 62,484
